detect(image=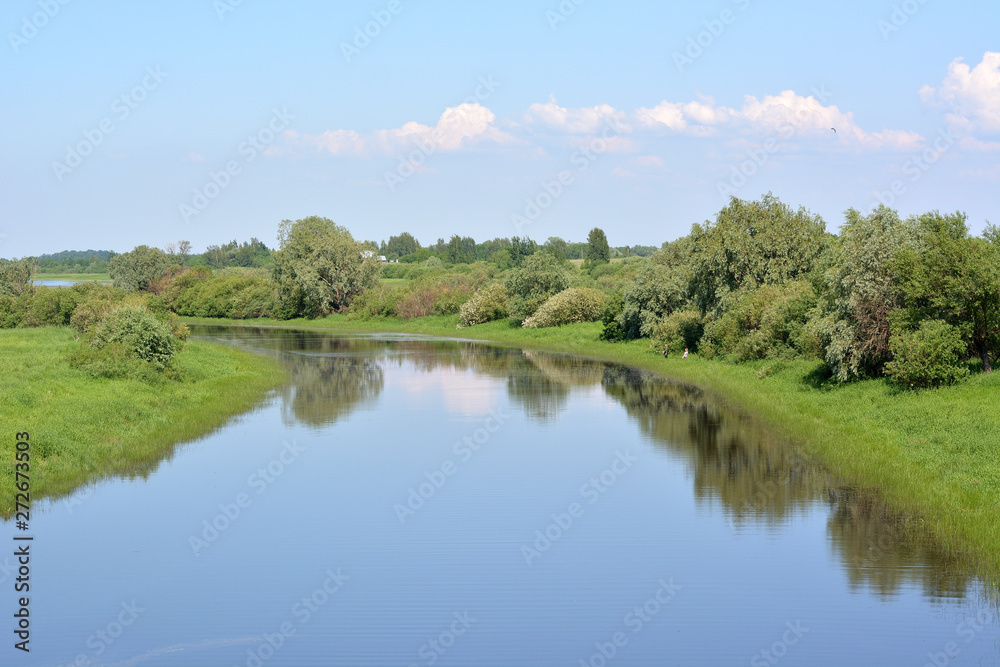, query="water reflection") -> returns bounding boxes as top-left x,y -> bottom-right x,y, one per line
192,326 -> 988,601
